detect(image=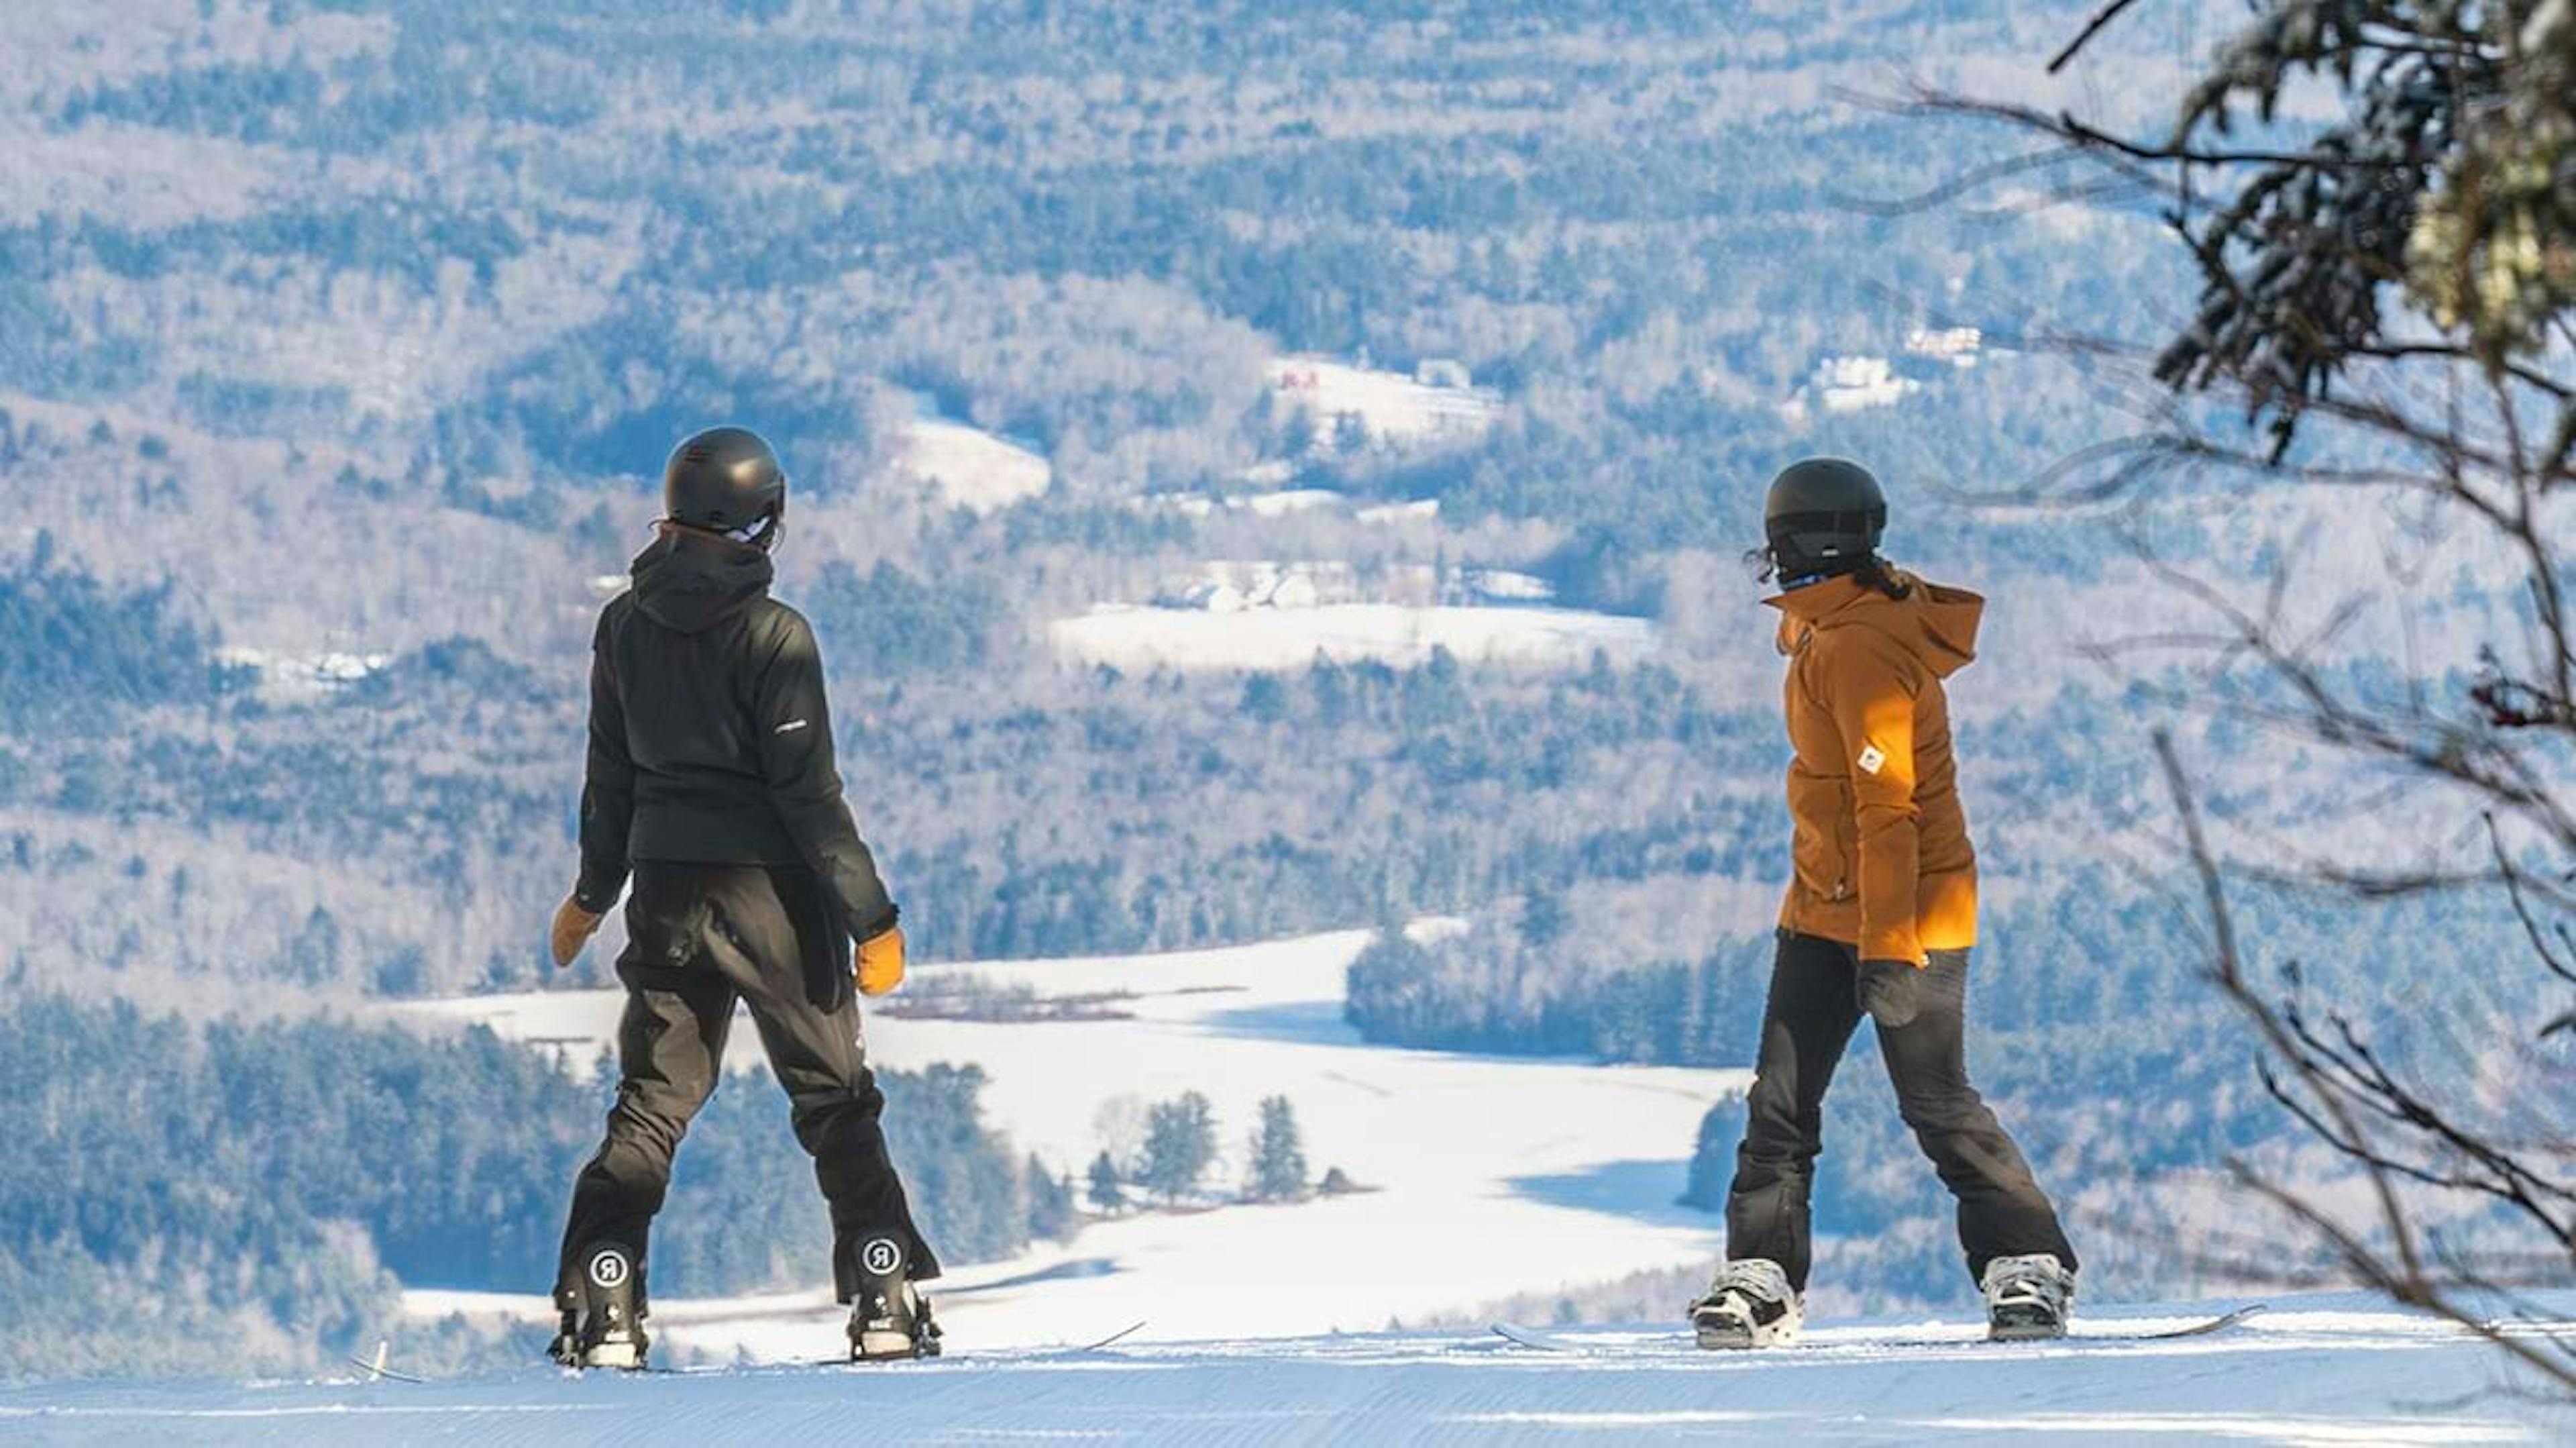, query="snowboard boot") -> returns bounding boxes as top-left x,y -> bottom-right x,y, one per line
551,1243 -> 649,1369
1981,1253 -> 2074,1342
846,1235 -> 941,1361
1690,1258 -> 1803,1349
